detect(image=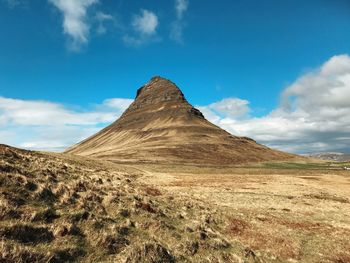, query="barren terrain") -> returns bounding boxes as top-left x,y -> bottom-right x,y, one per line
1,145 -> 350,262
134,162 -> 350,263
